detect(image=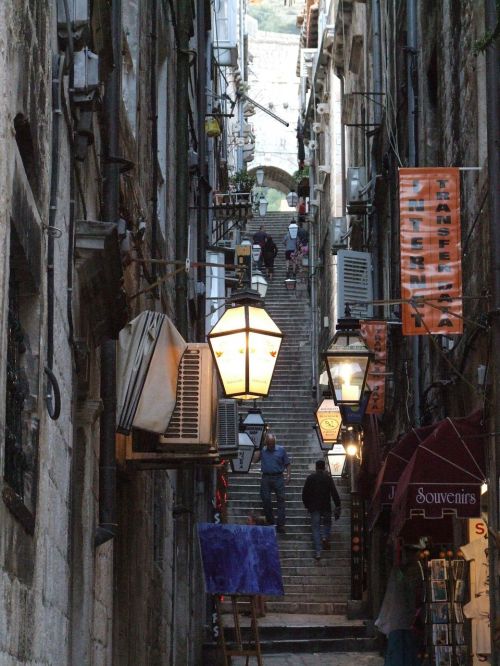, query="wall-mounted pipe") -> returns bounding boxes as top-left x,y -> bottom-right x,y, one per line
95,0 -> 121,548
45,54 -> 64,421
